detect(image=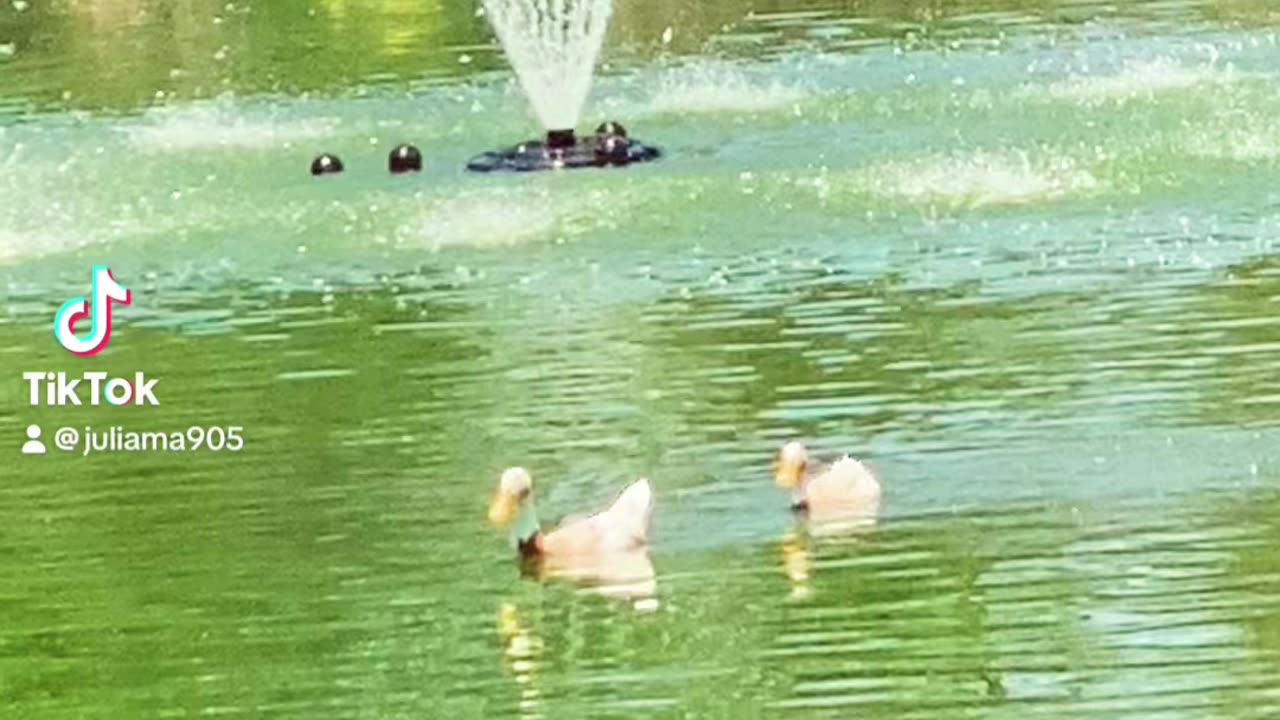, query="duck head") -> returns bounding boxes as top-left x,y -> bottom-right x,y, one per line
489,467 -> 531,524
489,467 -> 541,549
774,441 -> 808,489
